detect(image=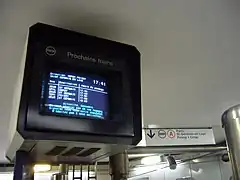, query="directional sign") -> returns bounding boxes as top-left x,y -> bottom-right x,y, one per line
147,129 -> 155,138
167,129 -> 176,138
145,128 -> 215,146
158,130 -> 166,139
